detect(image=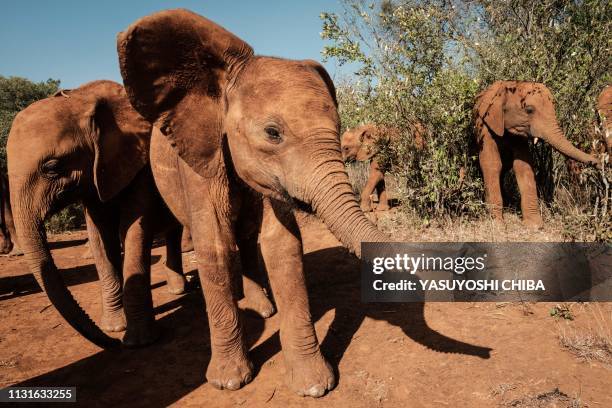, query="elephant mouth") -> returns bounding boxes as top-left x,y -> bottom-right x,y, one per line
507,126 -> 529,137
276,187 -> 314,213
